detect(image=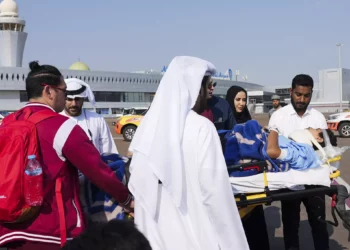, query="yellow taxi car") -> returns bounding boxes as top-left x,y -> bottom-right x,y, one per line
114,110 -> 146,141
